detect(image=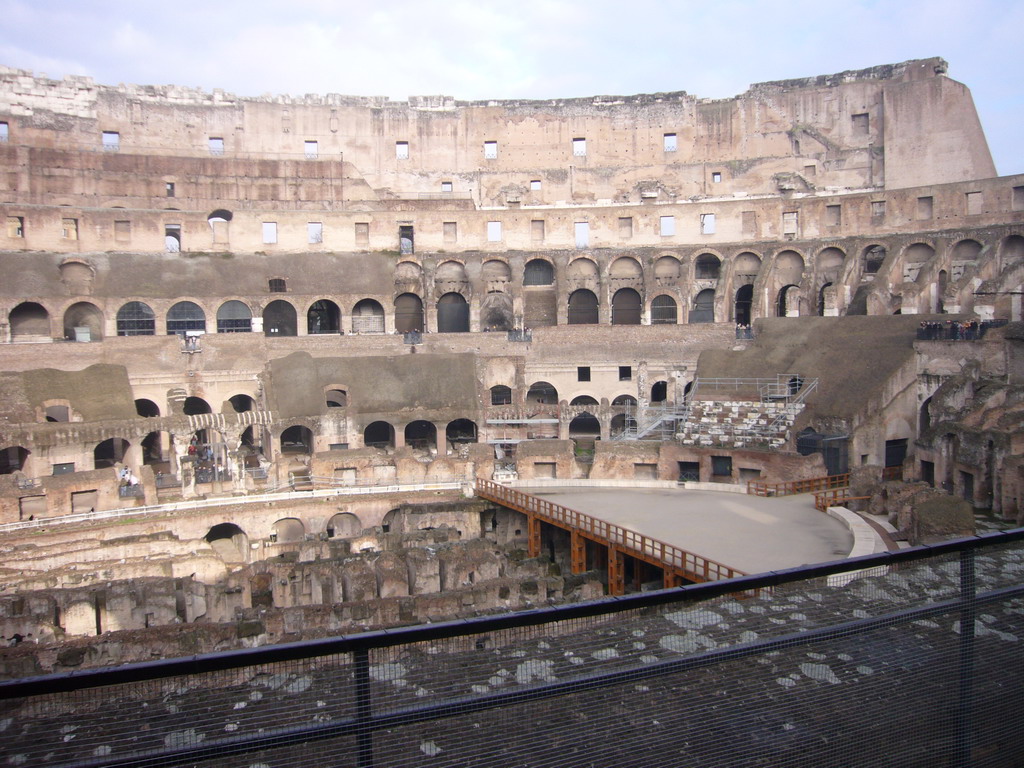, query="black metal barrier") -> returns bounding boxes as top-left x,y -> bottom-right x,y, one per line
1,529 -> 1023,767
